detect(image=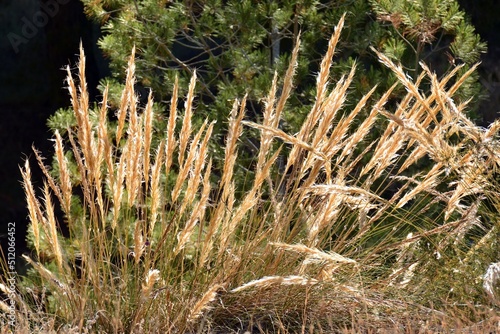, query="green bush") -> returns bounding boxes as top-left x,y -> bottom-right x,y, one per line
48,0 -> 486,184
